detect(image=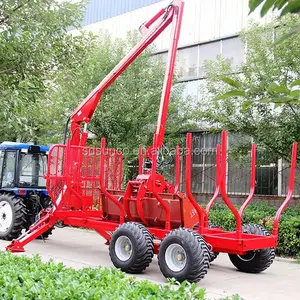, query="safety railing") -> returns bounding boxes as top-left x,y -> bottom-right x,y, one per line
46,141 -> 123,216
